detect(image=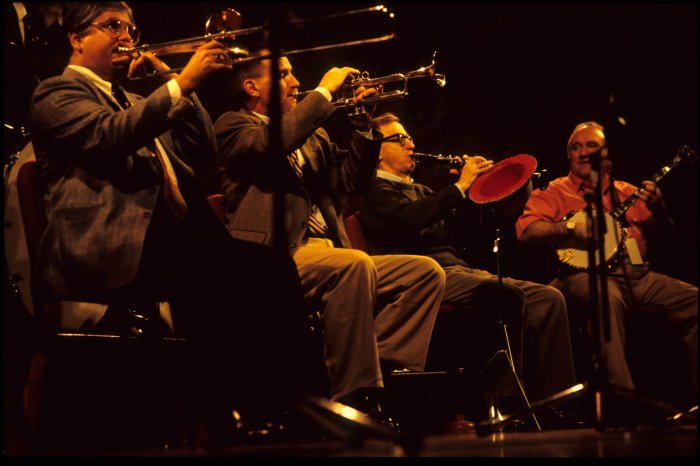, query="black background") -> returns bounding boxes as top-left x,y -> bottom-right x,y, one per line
12,1 -> 700,284
133,2 -> 698,284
